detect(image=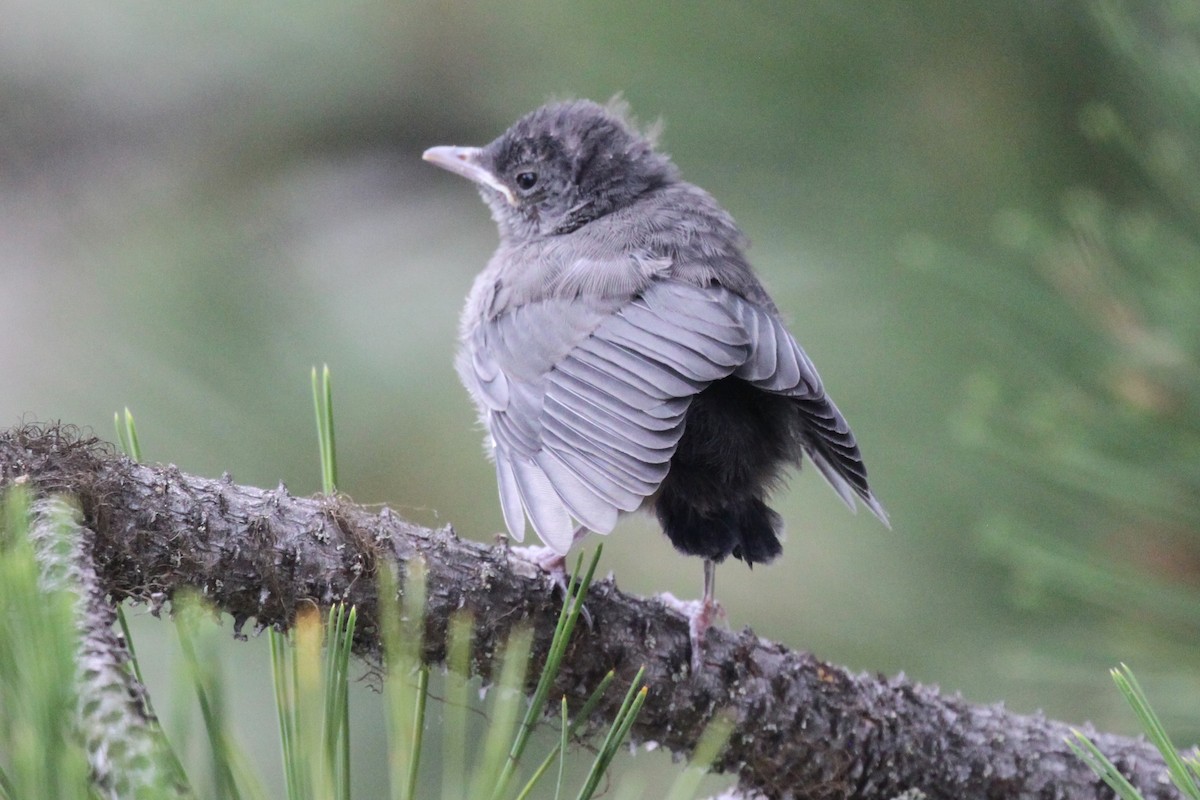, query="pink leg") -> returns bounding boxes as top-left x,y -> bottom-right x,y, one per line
658,559 -> 723,673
